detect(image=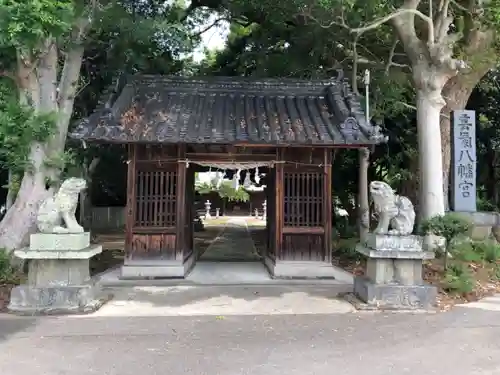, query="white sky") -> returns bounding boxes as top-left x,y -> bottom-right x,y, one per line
191,14 -> 230,62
